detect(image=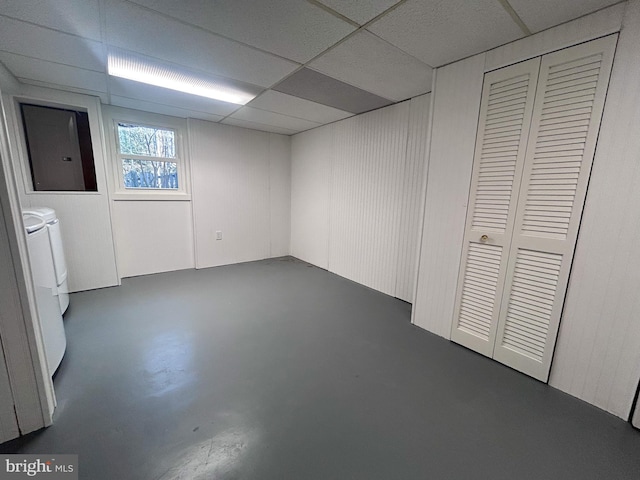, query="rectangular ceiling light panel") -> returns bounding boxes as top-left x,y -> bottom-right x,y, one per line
107,51 -> 260,105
